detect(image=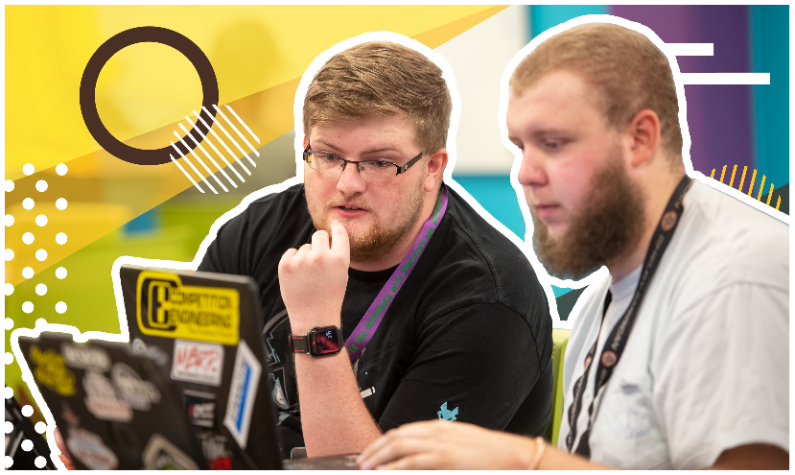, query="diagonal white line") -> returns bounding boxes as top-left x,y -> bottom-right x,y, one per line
171,141 -> 217,194
680,72 -> 770,85
178,122 -> 238,188
664,43 -> 713,56
170,154 -> 205,193
203,106 -> 257,168
214,104 -> 260,157
184,115 -> 245,183
193,110 -> 252,176
225,104 -> 261,144
174,130 -> 228,192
